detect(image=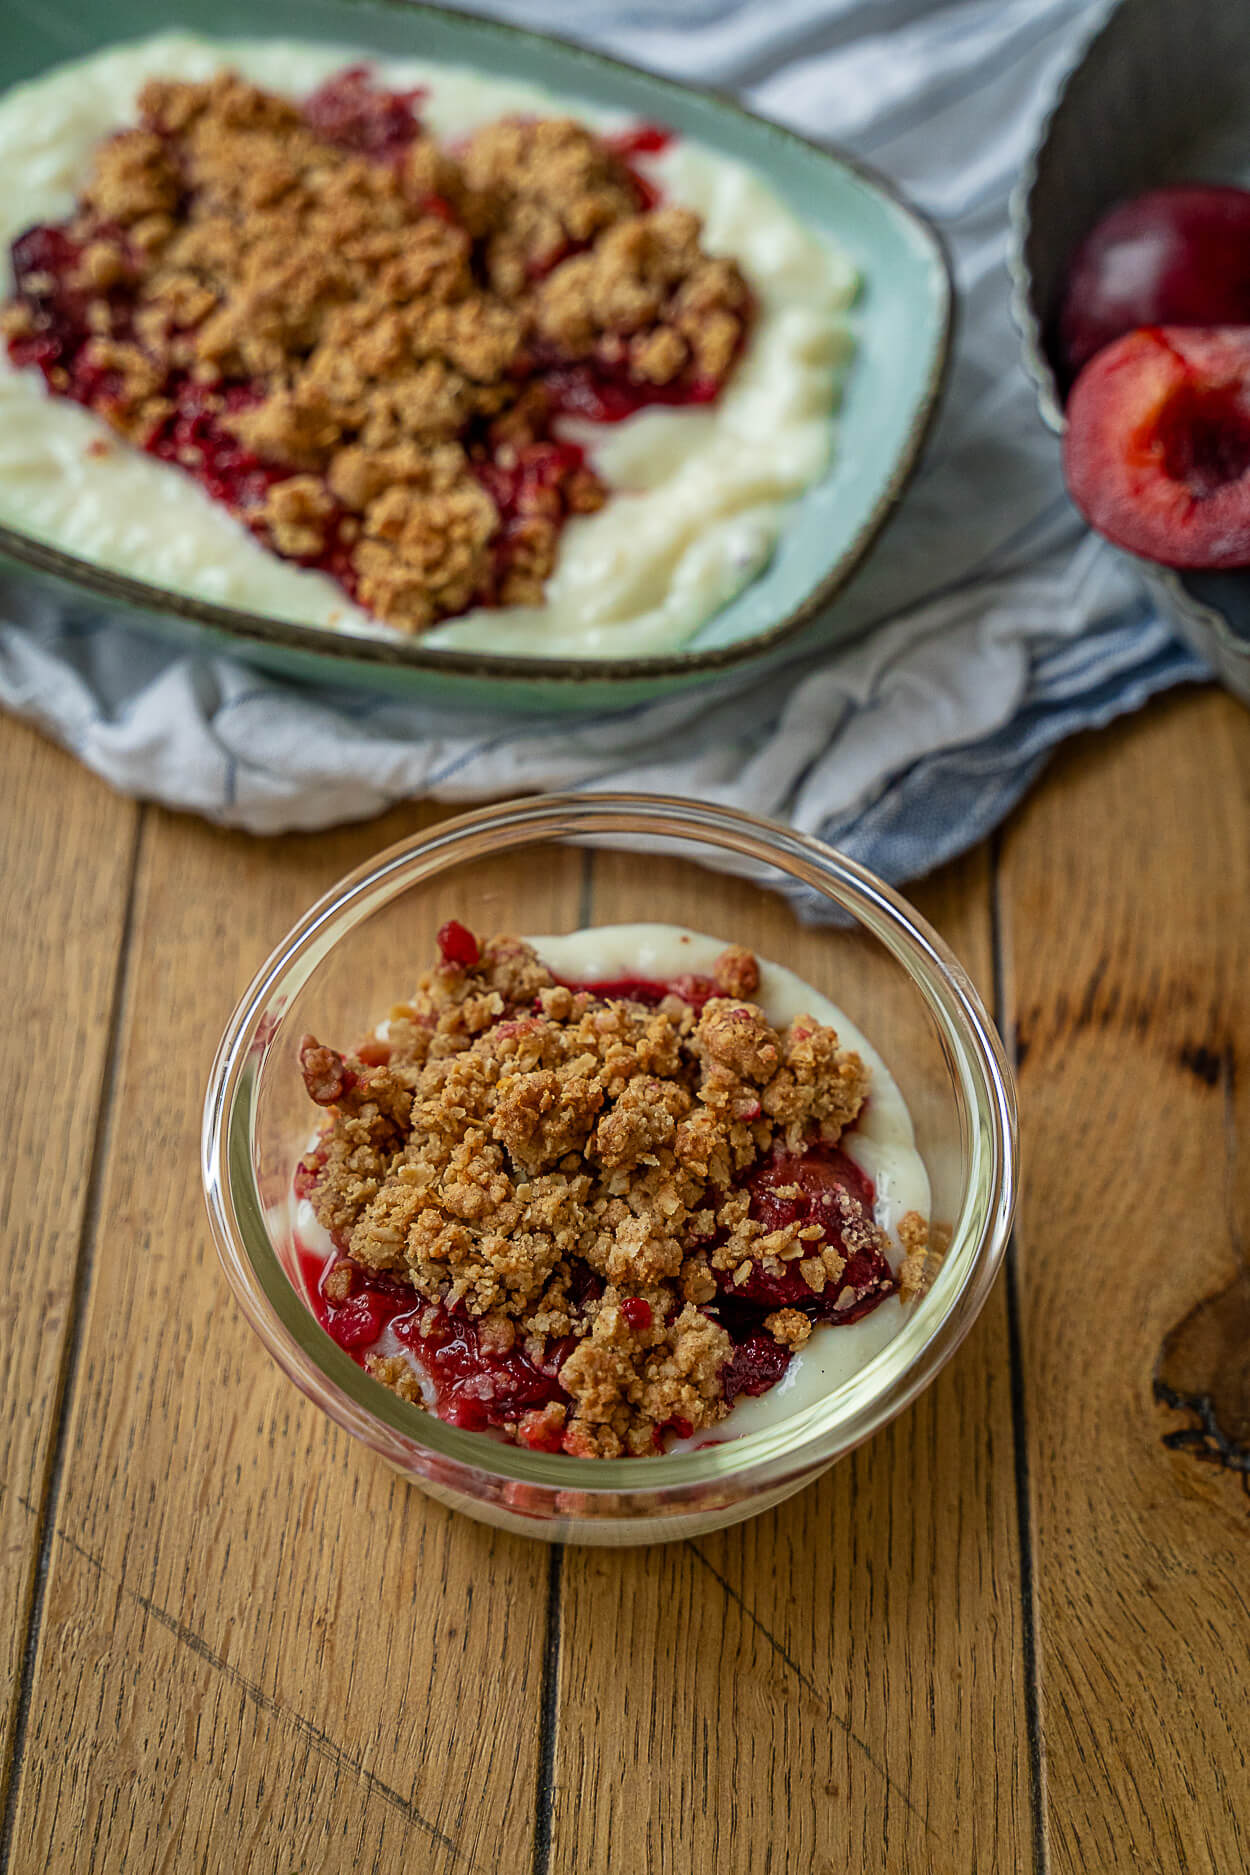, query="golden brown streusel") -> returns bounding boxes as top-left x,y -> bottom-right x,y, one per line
764,1308 -> 813,1349
460,117 -> 643,296
897,1209 -> 948,1301
535,206 -> 751,387
5,69 -> 752,633
298,934 -> 918,1456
